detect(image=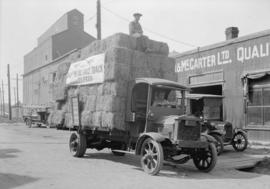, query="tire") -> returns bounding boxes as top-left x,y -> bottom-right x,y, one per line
211,134 -> 224,155
140,138 -> 164,175
232,132 -> 248,152
69,132 -> 87,157
193,143 -> 217,172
